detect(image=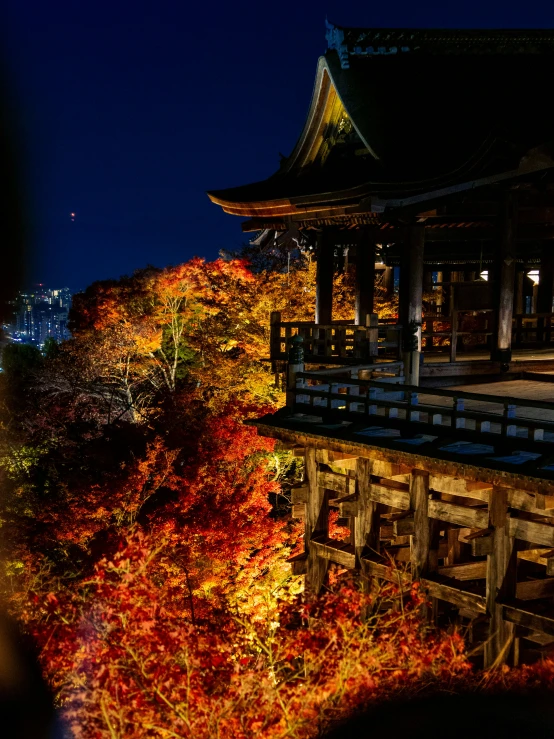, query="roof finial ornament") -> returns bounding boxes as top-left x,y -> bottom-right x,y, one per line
325,19 -> 350,69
